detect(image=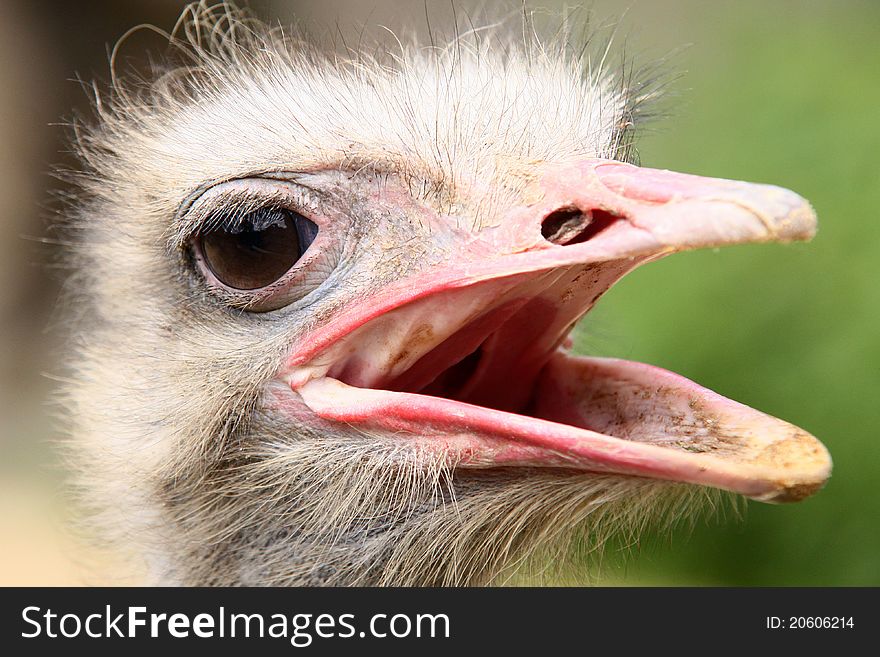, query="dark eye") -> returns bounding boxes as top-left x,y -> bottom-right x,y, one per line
197,207 -> 318,290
